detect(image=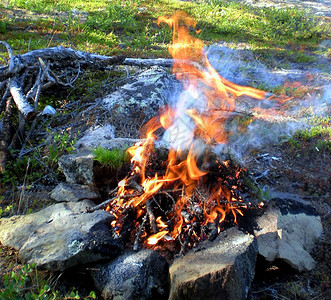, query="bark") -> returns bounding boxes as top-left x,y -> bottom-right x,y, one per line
123,57 -> 174,68
9,77 -> 36,120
